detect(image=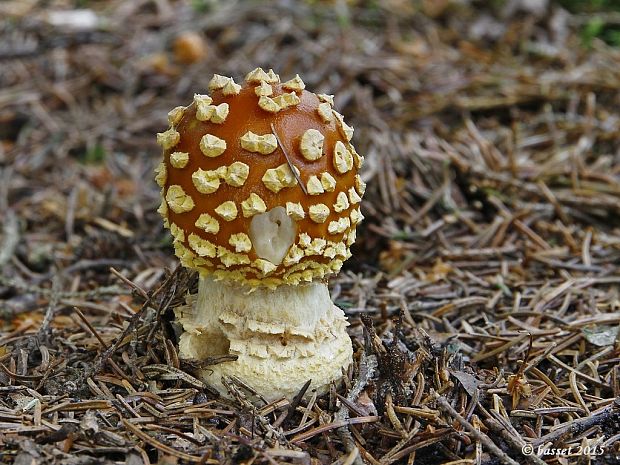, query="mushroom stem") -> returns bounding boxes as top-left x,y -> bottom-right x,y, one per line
175,276 -> 353,400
